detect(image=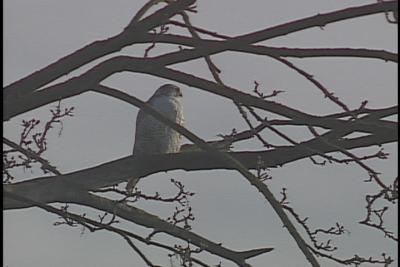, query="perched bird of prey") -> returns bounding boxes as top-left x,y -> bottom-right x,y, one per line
126,84 -> 184,192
